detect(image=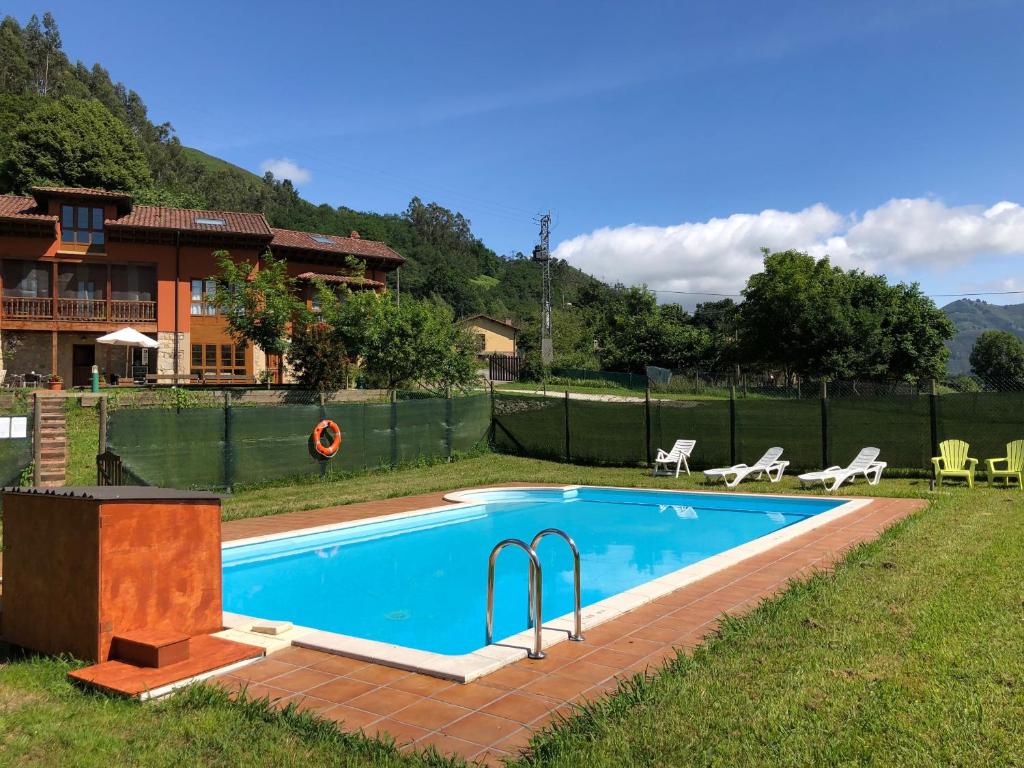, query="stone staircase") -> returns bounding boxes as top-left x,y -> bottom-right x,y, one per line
36,395 -> 67,487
